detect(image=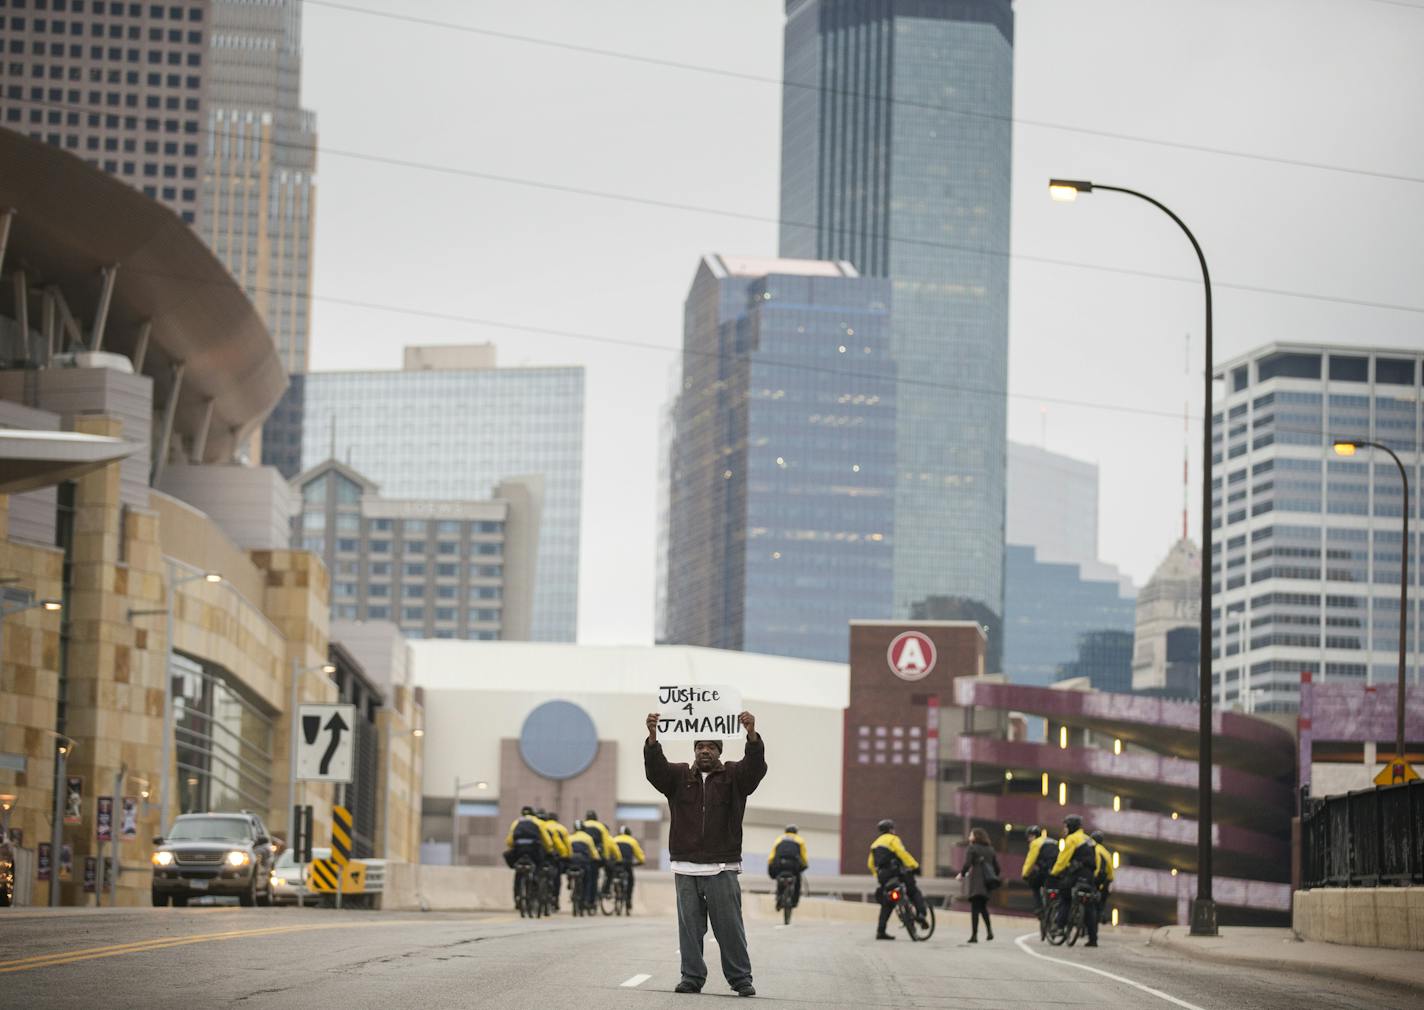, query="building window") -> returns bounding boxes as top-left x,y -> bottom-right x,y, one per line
171,652 -> 273,815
